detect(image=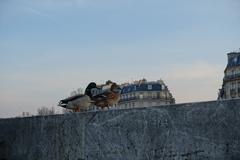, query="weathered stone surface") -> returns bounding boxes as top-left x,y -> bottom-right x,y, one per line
1,99 -> 240,160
